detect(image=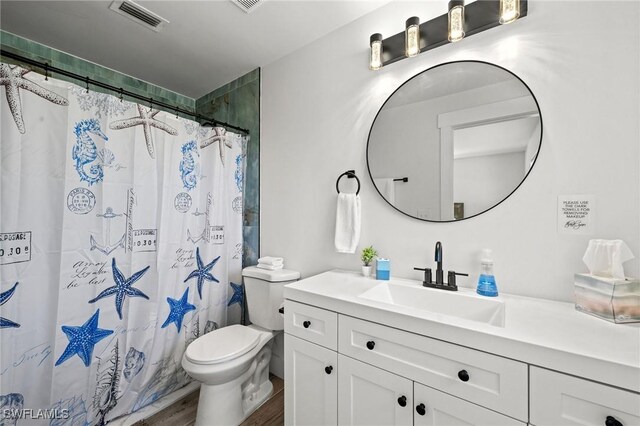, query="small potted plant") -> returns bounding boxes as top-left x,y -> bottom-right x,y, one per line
361,246 -> 378,277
